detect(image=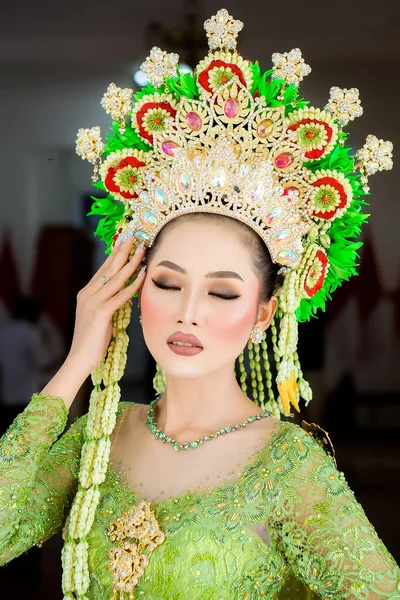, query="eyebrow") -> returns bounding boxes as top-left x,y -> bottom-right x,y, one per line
155,260 -> 244,282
